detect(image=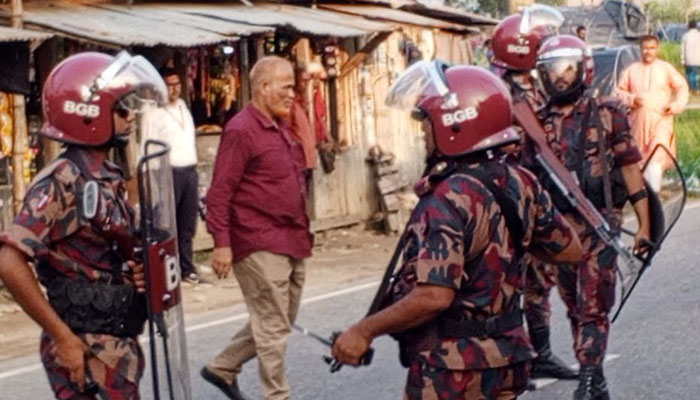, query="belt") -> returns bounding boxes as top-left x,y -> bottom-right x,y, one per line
172,165 -> 197,170
437,310 -> 523,339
